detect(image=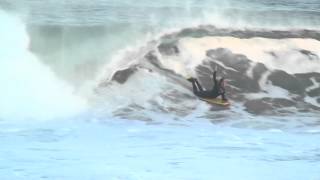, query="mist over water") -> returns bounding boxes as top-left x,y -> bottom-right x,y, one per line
0,11 -> 87,121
